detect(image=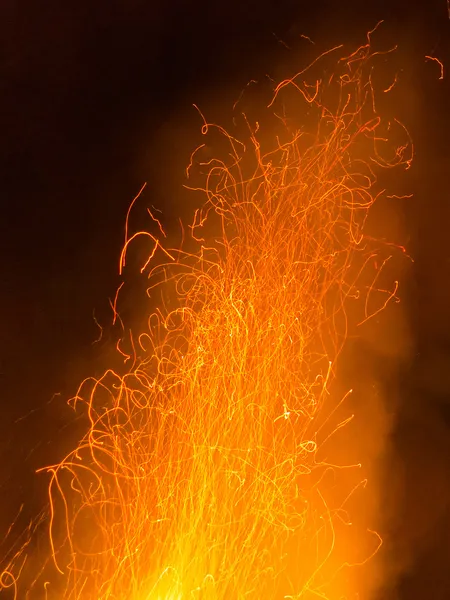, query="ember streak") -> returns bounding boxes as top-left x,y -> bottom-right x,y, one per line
1,27 -> 412,599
